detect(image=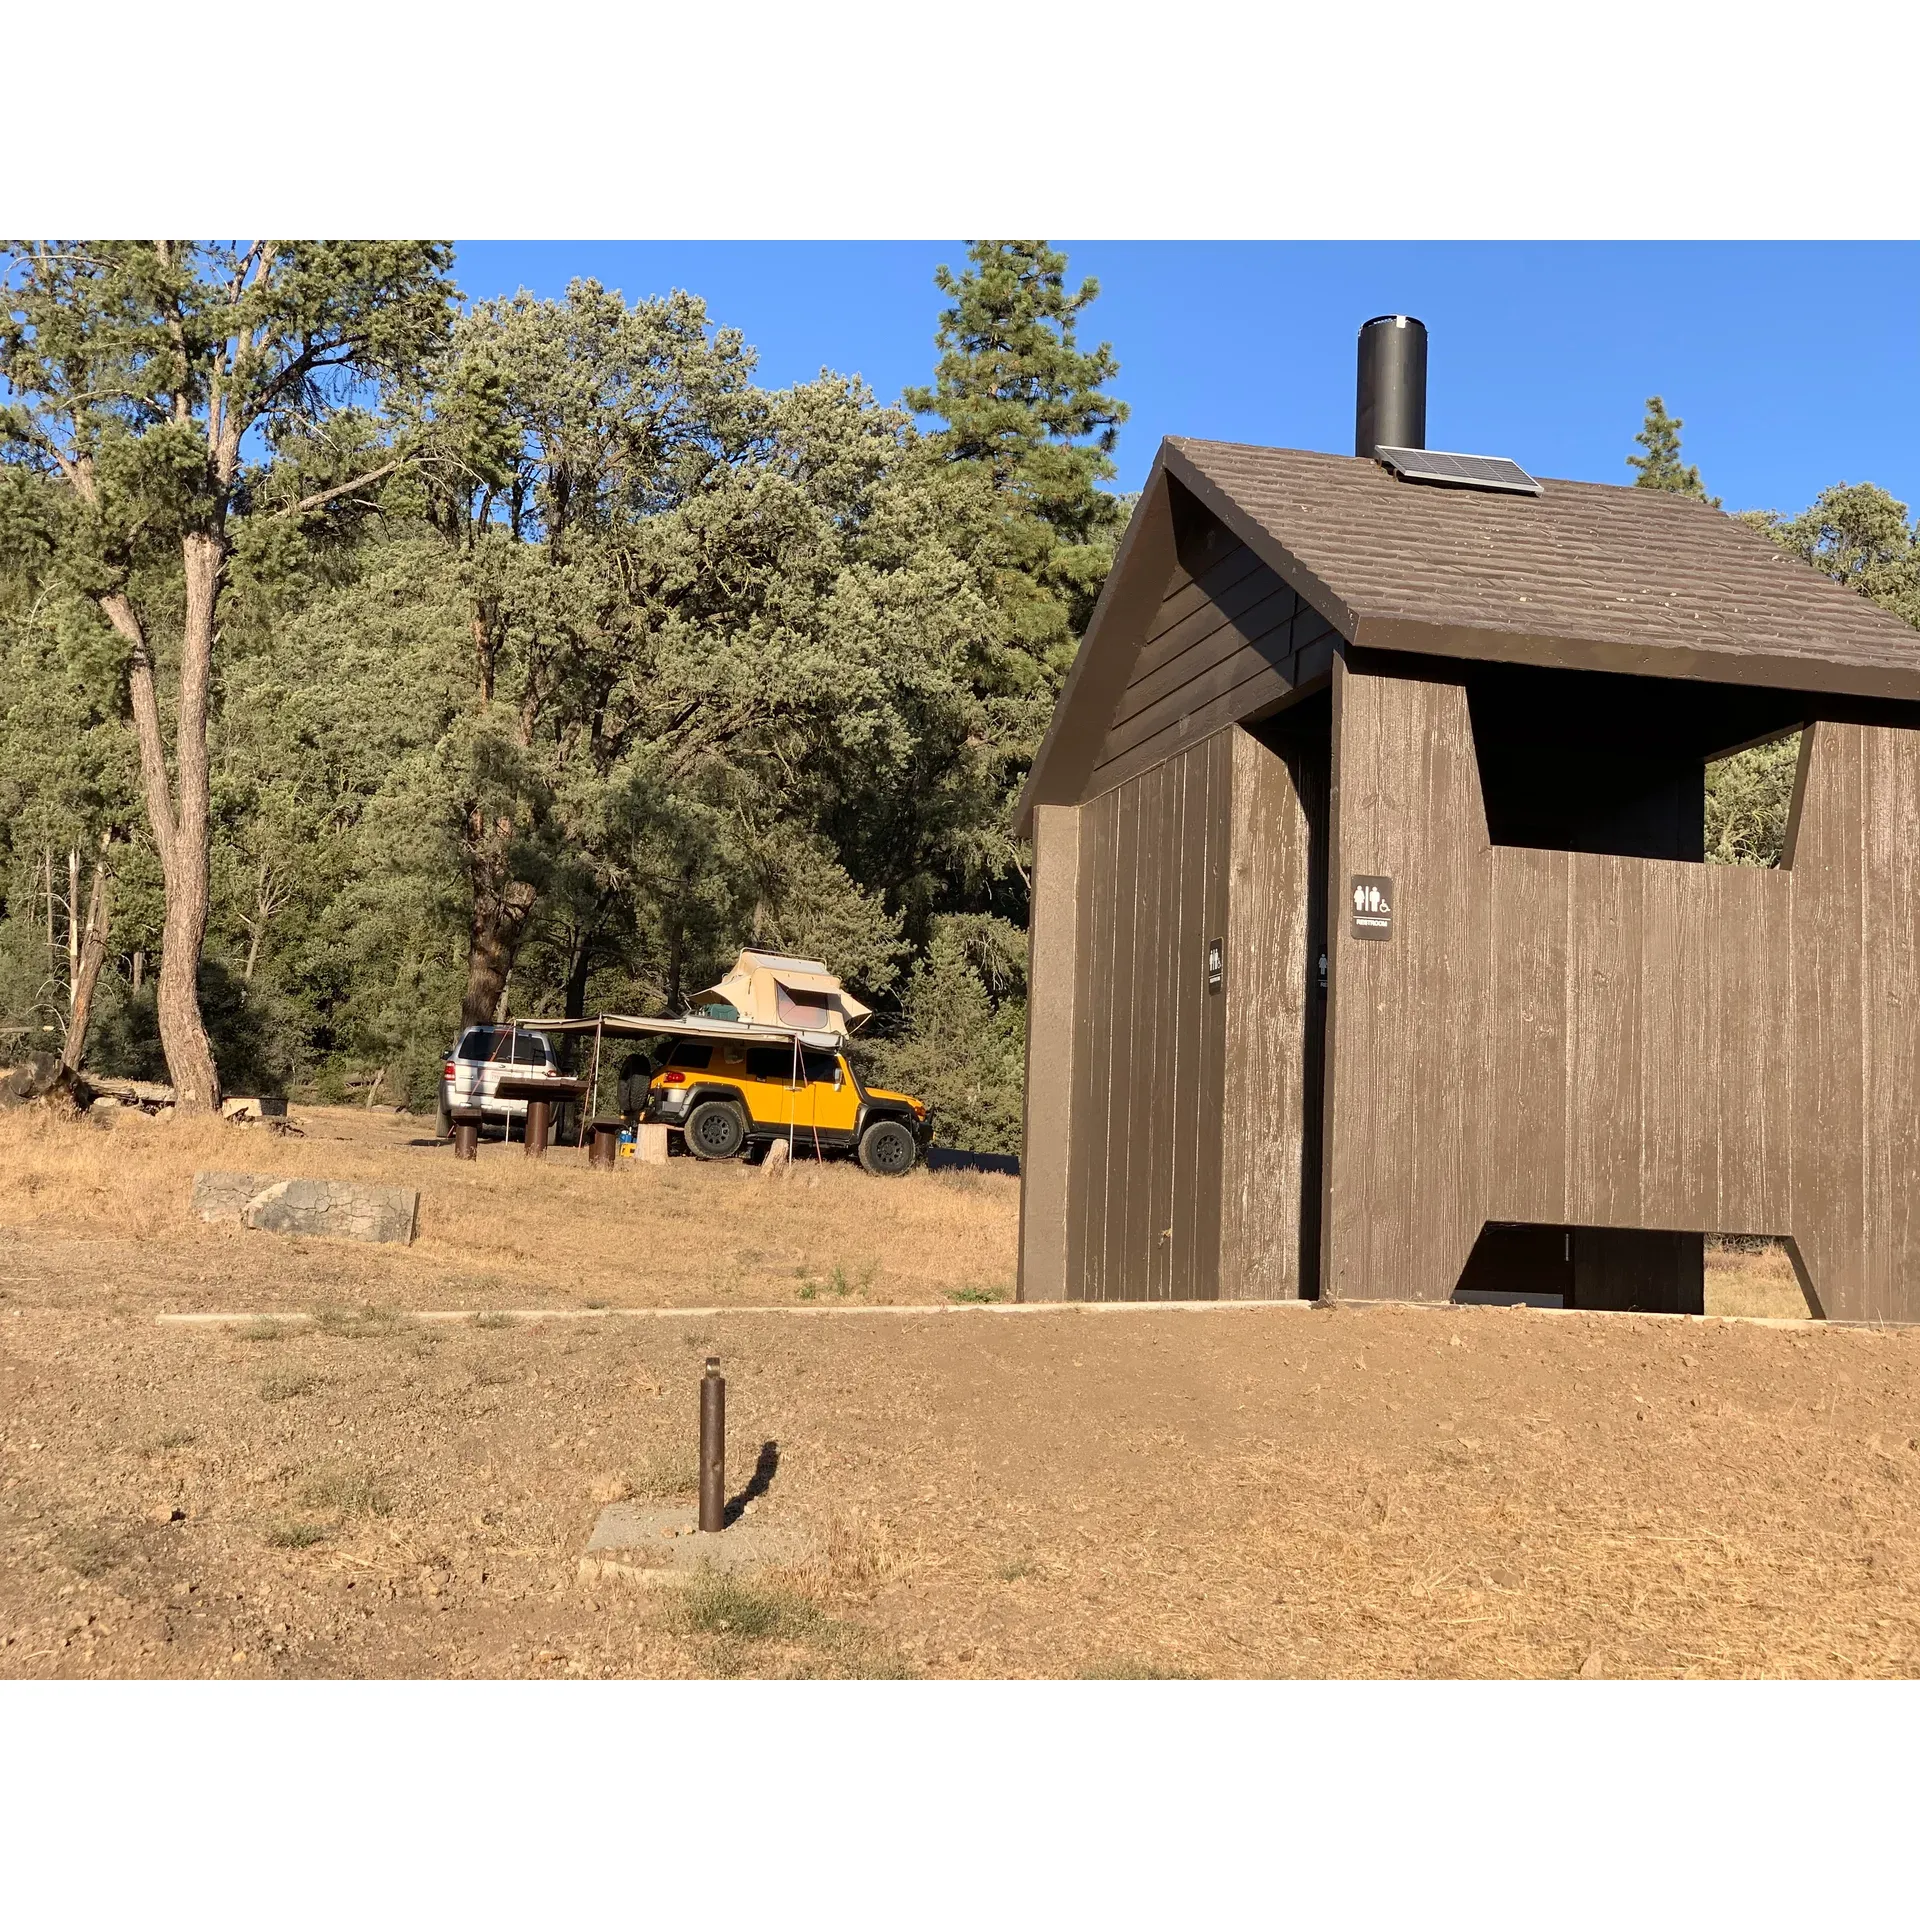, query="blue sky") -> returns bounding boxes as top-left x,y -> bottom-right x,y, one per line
454,243 -> 1920,518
